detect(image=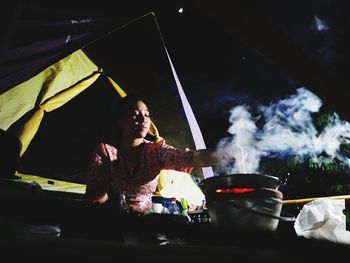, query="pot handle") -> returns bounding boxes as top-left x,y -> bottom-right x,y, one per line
225,200 -> 296,222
